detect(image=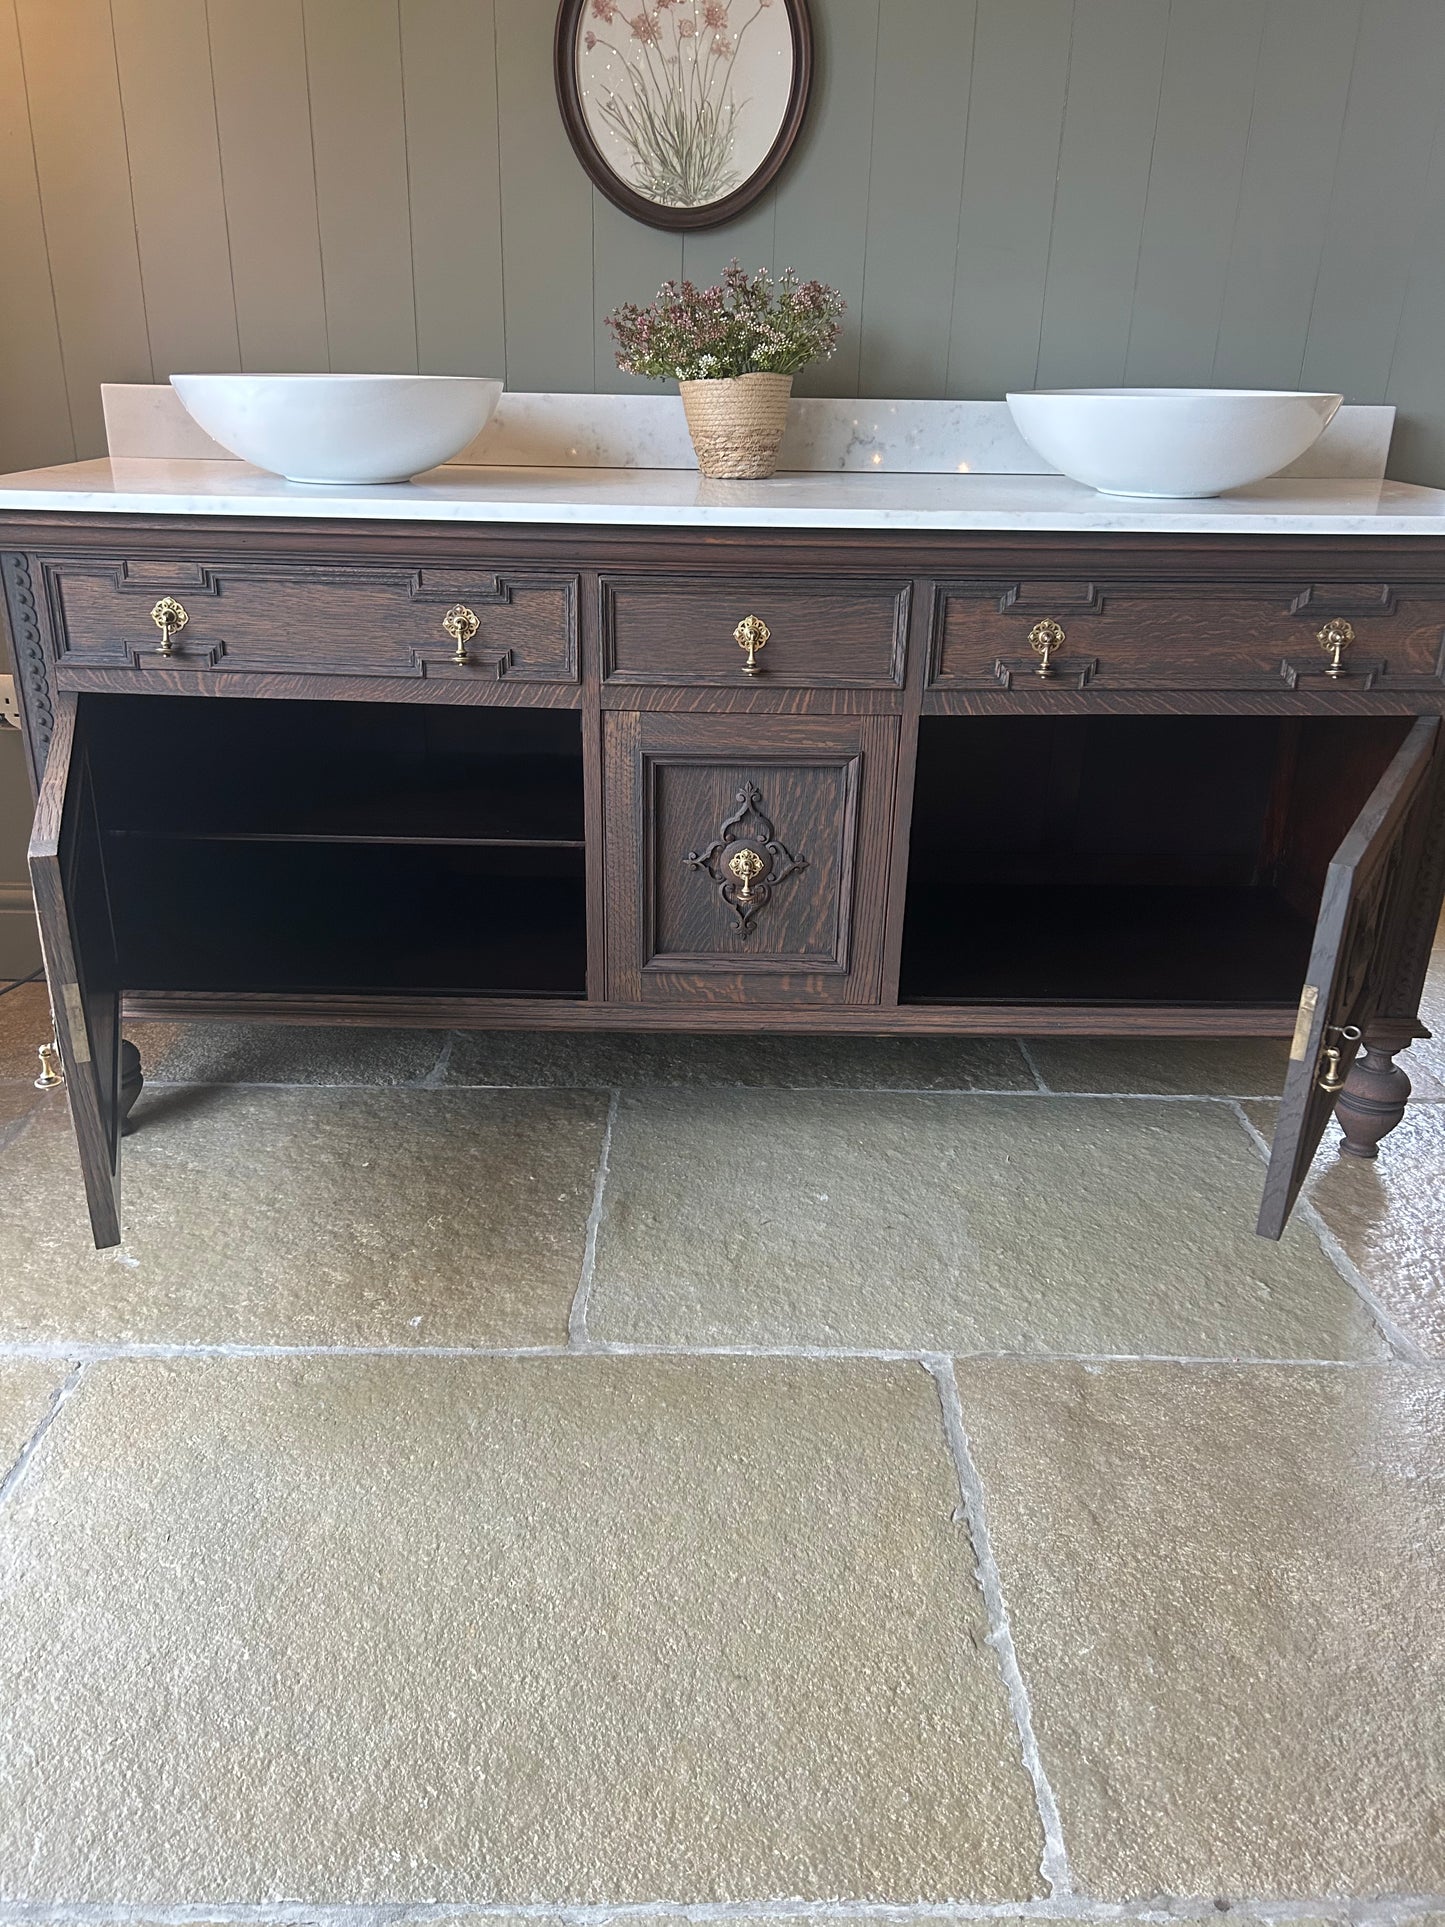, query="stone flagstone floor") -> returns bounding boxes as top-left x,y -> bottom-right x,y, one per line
0,923 -> 1441,1918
